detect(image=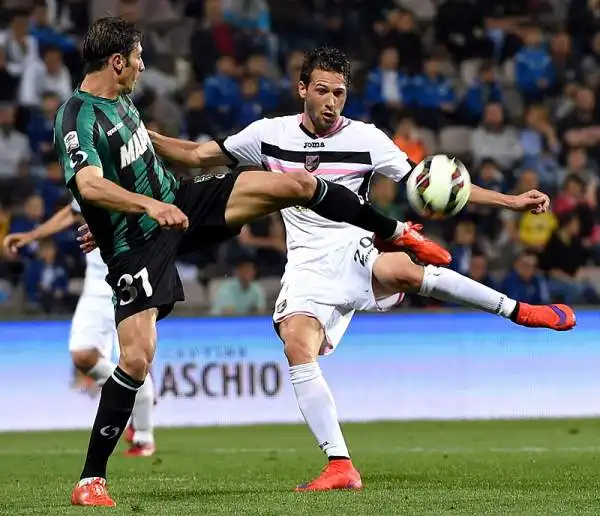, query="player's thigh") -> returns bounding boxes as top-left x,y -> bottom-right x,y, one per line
69,295 -> 115,360
371,251 -> 424,298
224,170 -> 316,226
278,314 -> 325,364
